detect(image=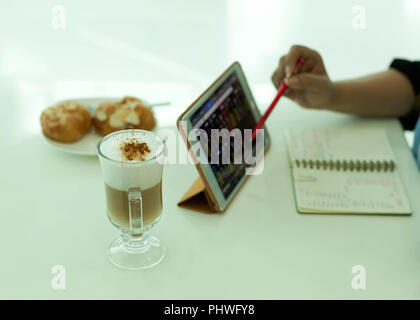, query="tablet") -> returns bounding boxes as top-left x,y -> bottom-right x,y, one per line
177,62 -> 271,212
